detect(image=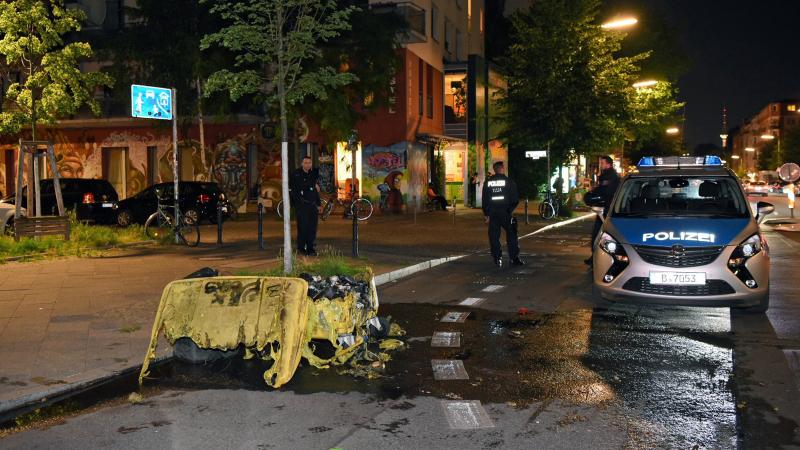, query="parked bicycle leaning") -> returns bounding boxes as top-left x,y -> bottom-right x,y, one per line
144,193 -> 200,247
